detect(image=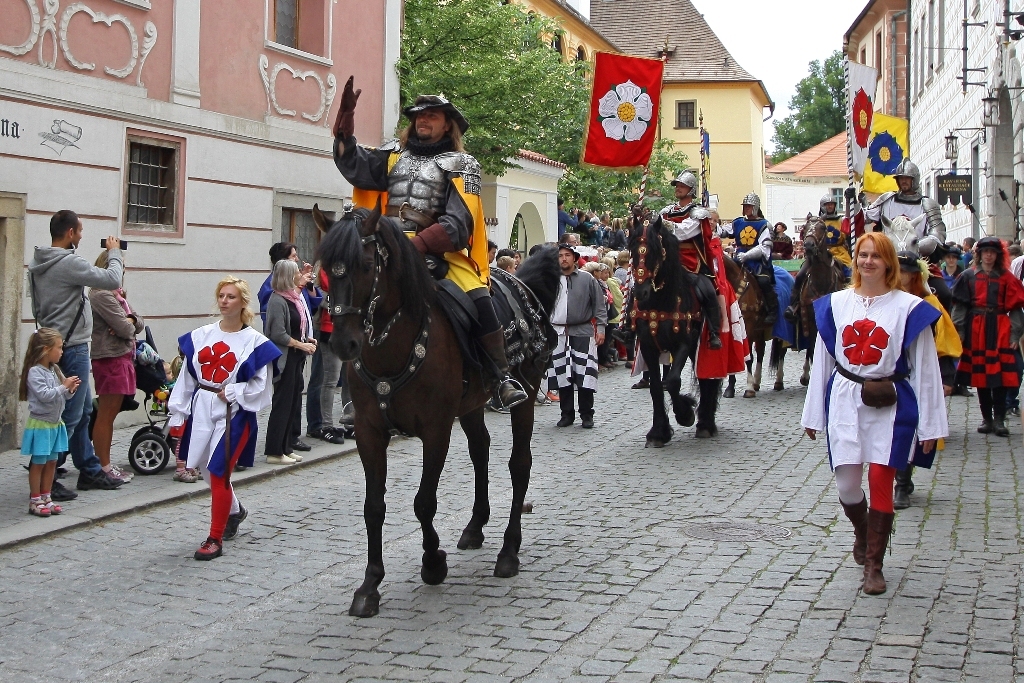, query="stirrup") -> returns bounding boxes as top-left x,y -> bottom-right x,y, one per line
497,377 -> 529,408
